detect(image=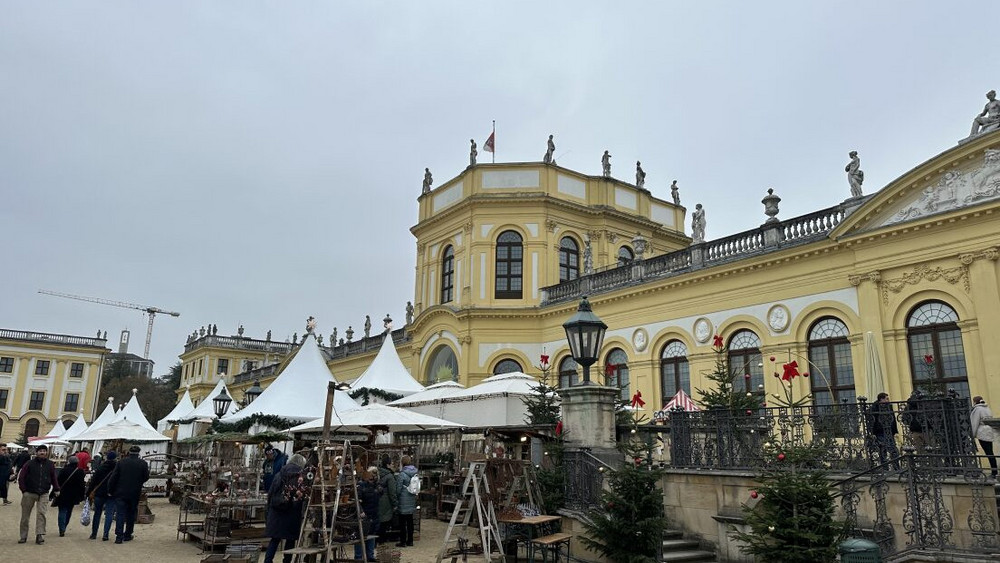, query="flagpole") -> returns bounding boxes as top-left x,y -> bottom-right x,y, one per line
492,120 -> 495,163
